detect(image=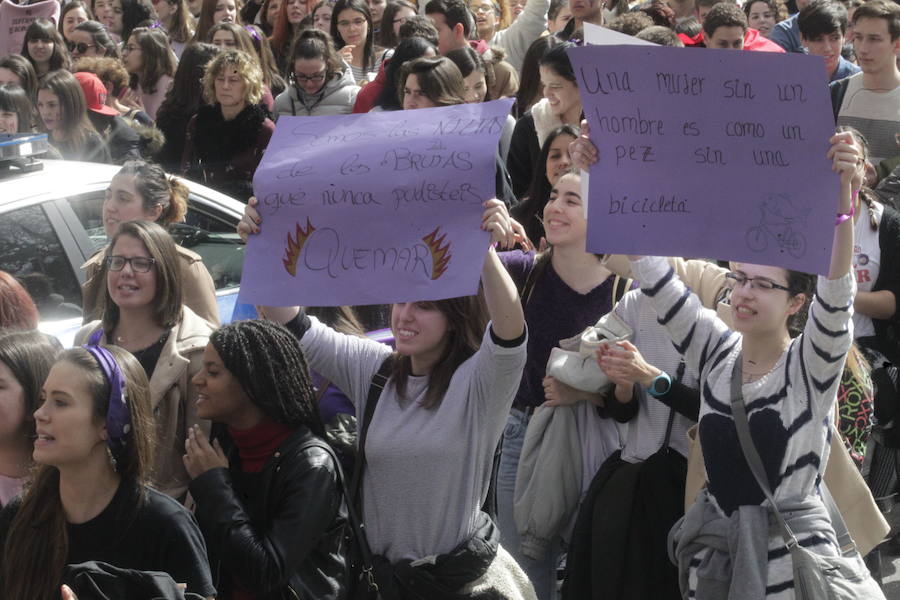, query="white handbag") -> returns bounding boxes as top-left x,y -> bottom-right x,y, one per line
545,312 -> 633,392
